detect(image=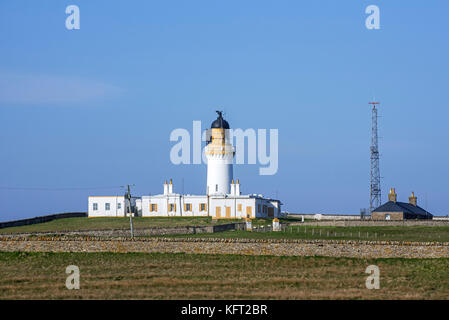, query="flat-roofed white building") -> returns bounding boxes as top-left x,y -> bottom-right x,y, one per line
132,179 -> 280,219
88,111 -> 282,219
88,196 -> 136,217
